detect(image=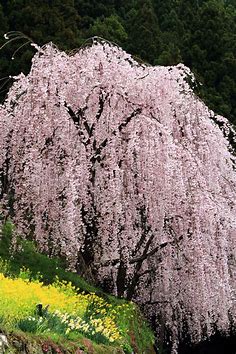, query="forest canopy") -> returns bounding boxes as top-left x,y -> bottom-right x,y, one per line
0,0 -> 236,125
